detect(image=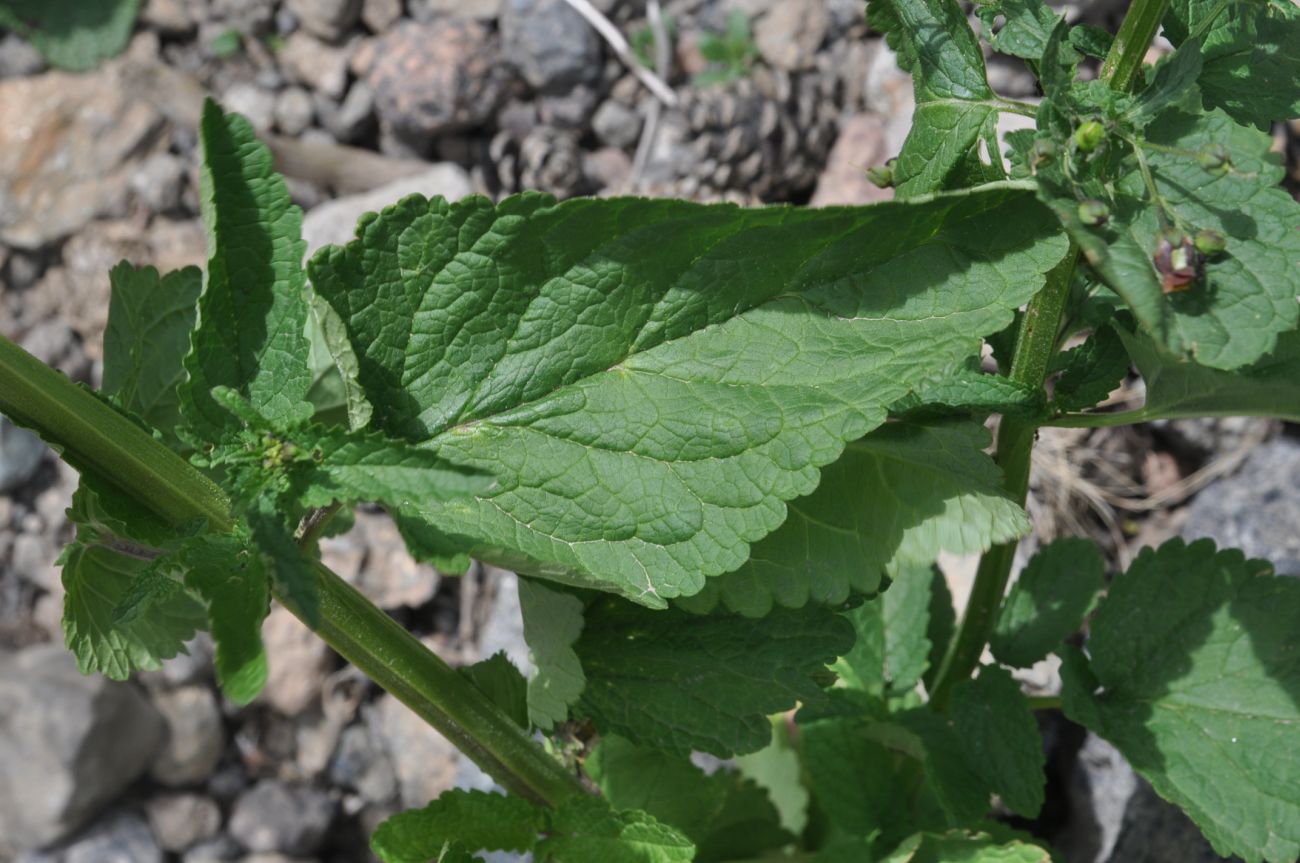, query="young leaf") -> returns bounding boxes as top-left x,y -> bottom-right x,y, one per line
305,290 -> 373,430
0,0 -> 138,71
890,365 -> 1047,418
535,797 -> 695,863
60,479 -> 206,680
1127,39 -> 1204,126
249,505 -> 319,625
587,736 -> 793,862
1115,324 -> 1300,423
871,0 -> 1004,195
459,652 -> 529,729
873,708 -> 994,824
733,718 -> 809,836
949,665 -> 1045,818
990,537 -> 1104,667
834,560 -> 935,696
518,578 -> 586,730
103,263 -> 203,440
1163,0 -> 1300,128
1037,104 -> 1300,370
179,535 -> 270,705
370,789 -> 544,863
183,100 -> 314,436
1049,325 -> 1129,412
308,187 -> 1066,606
576,599 -> 853,757
688,420 -> 1030,616
1061,538 -> 1300,863
879,830 -> 1053,862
